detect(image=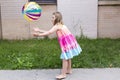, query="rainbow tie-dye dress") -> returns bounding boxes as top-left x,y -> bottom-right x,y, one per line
56,25 -> 82,60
